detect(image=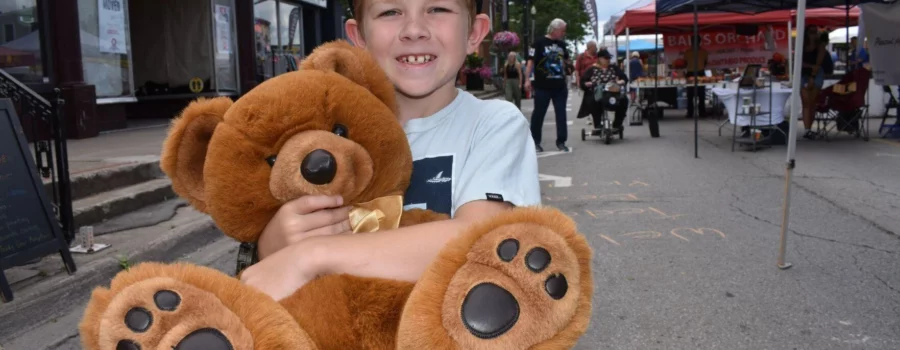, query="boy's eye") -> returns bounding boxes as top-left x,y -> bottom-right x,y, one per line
428,7 -> 452,13
377,9 -> 400,17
